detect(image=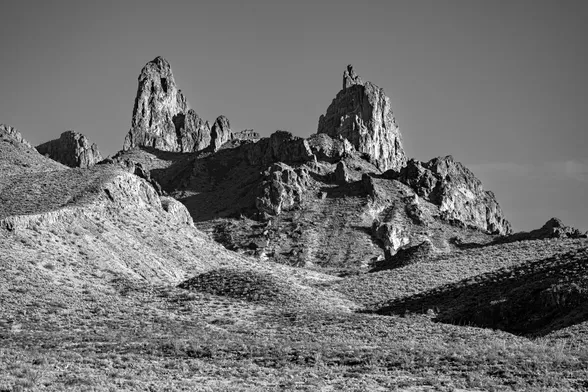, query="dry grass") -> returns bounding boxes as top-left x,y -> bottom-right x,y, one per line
3,137 -> 588,390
